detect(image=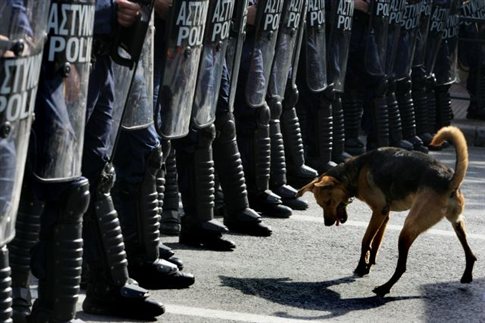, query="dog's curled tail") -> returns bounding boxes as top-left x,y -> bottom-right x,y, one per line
430,126 -> 468,191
